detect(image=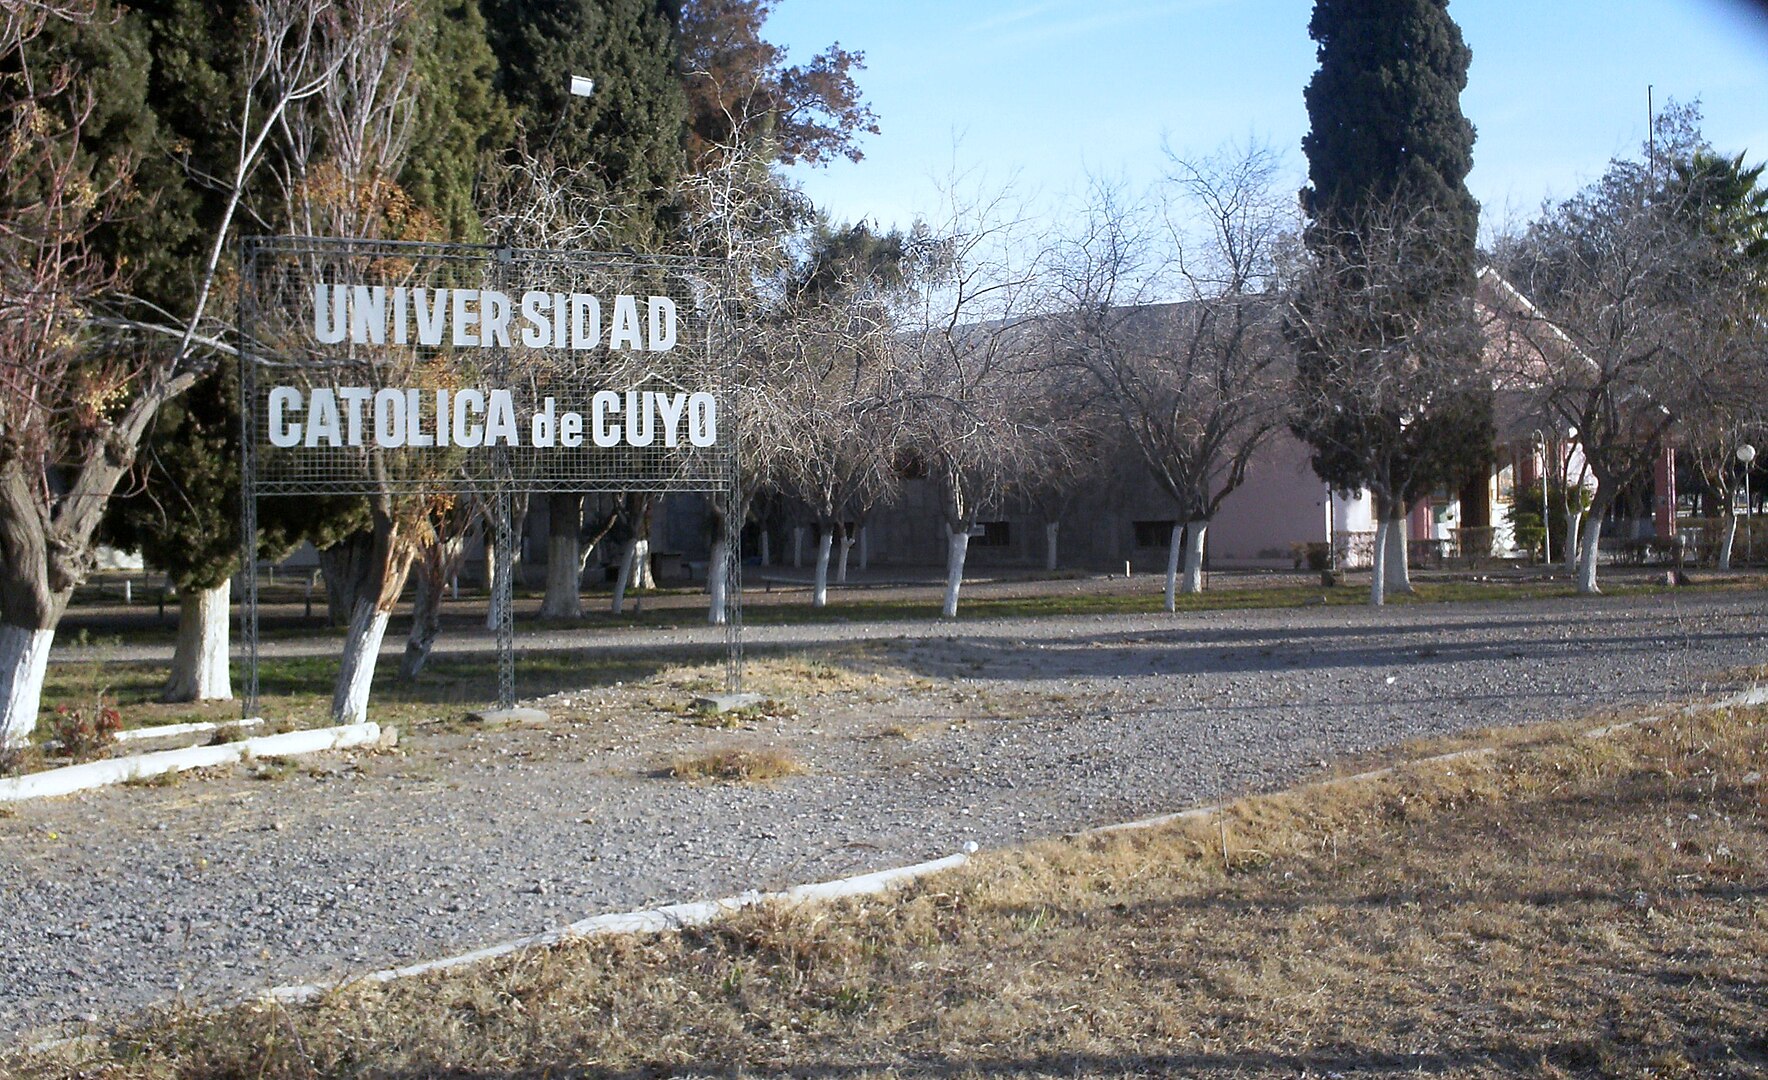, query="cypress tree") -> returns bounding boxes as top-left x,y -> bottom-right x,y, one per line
1290,0 -> 1490,602
1300,0 -> 1479,265
401,0 -> 512,241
